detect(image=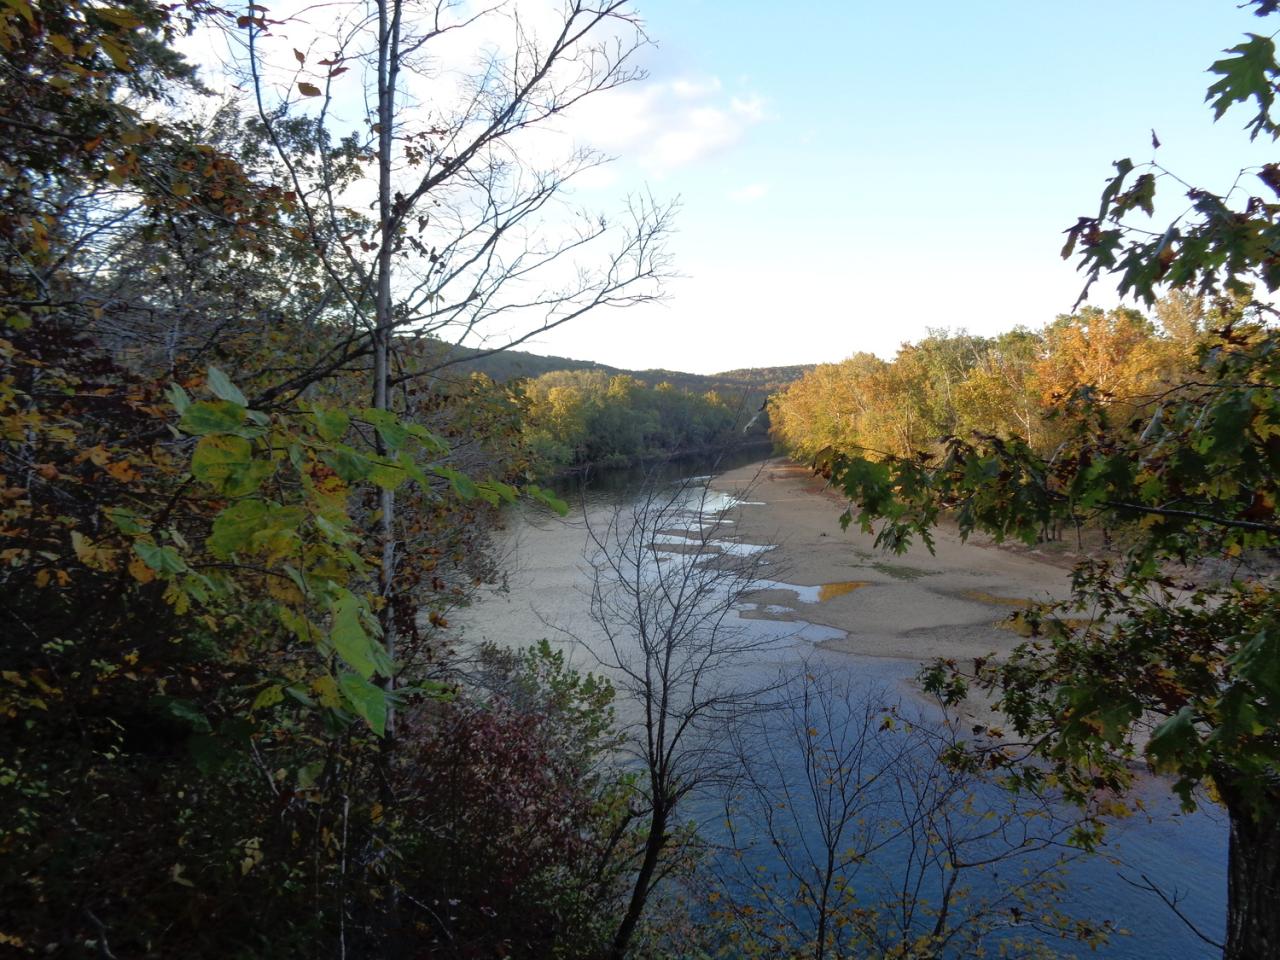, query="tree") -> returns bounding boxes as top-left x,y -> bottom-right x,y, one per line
821,6 -> 1280,956
567,470 -> 781,958
953,328 -> 1046,452
231,0 -> 671,736
0,0 -> 668,952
